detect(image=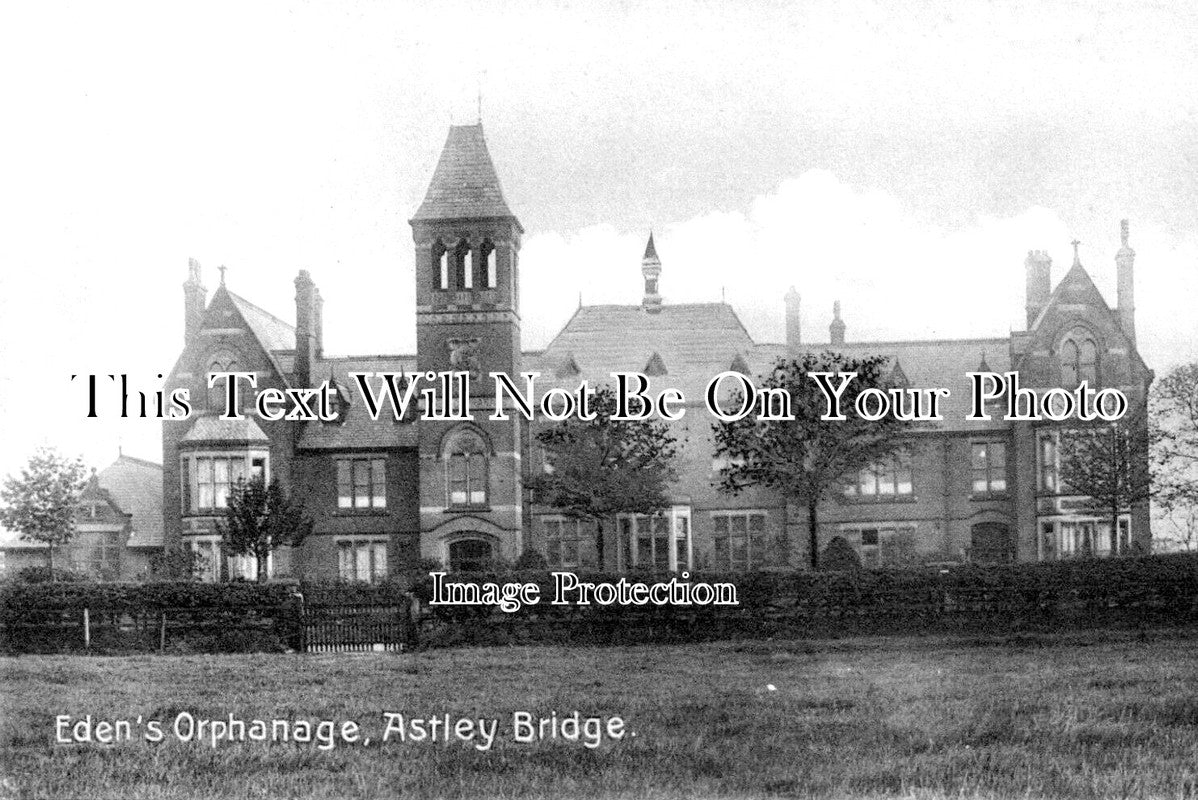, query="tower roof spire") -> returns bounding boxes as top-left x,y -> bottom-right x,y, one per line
412,125 -> 520,227
643,231 -> 659,262
641,230 -> 662,311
